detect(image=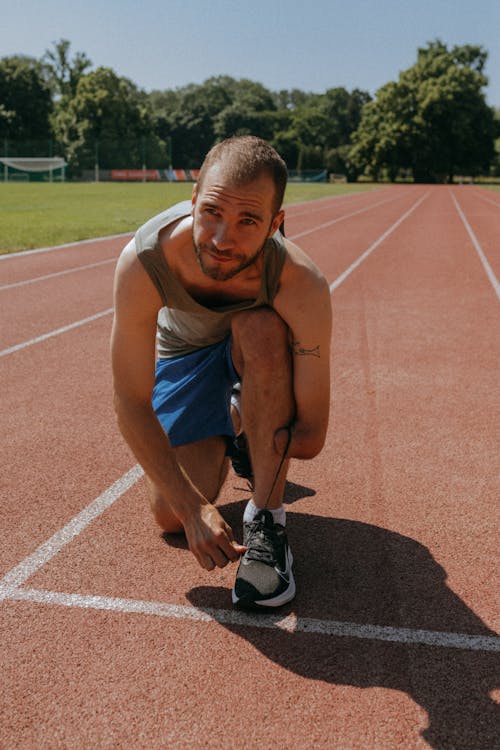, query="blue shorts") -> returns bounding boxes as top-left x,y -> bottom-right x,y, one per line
152,336 -> 240,448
